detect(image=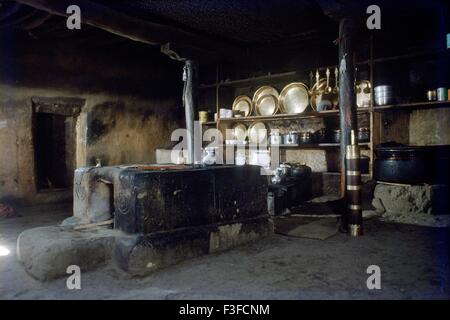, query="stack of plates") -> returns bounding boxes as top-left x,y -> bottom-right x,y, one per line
232,96 -> 252,117
253,86 -> 279,116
